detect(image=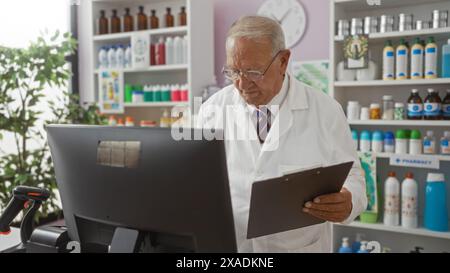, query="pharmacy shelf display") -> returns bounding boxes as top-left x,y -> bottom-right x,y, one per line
78,0 -> 214,125
329,0 -> 450,253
